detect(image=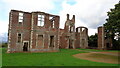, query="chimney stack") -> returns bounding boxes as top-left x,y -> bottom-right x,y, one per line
67,14 -> 69,20
72,15 -> 75,22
